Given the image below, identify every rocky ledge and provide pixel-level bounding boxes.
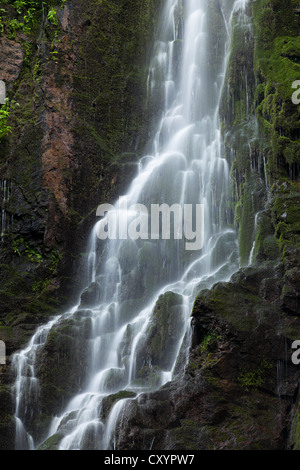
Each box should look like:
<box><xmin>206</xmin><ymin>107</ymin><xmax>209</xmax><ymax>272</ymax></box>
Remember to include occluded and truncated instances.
<box><xmin>111</xmin><ymin>262</ymin><xmax>300</xmax><ymax>450</ymax></box>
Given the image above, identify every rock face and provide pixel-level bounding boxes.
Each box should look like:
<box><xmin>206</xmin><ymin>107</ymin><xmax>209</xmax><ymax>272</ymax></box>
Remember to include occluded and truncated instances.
<box><xmin>0</xmin><ymin>37</ymin><xmax>23</xmax><ymax>89</ymax></box>
<box><xmin>114</xmin><ymin>265</ymin><xmax>300</xmax><ymax>450</ymax></box>
<box><xmin>136</xmin><ymin>292</ymin><xmax>184</xmax><ymax>372</ymax></box>
<box><xmin>79</xmin><ymin>282</ymin><xmax>101</xmax><ymax>309</ymax></box>
<box><xmin>0</xmin><ymin>0</ymin><xmax>161</xmax><ymax>450</ymax></box>
<box><xmin>33</xmin><ymin>312</ymin><xmax>92</xmax><ymax>442</ymax></box>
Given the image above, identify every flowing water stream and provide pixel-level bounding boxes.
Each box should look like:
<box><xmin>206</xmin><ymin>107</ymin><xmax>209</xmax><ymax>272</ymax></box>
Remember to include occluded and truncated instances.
<box><xmin>12</xmin><ymin>0</ymin><xmax>249</xmax><ymax>450</ymax></box>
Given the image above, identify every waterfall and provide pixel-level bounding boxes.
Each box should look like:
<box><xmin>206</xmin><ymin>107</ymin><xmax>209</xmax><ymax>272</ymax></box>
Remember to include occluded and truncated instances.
<box><xmin>12</xmin><ymin>0</ymin><xmax>249</xmax><ymax>450</ymax></box>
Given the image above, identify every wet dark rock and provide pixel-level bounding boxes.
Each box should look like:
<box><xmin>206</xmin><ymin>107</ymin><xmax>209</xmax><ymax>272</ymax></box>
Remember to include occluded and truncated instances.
<box><xmin>101</xmin><ymin>391</ymin><xmax>137</xmax><ymax>421</ymax></box>
<box><xmin>118</xmin><ymin>240</ymin><xmax>138</xmax><ymax>276</ymax></box>
<box><xmin>115</xmin><ymin>265</ymin><xmax>300</xmax><ymax>450</ymax></box>
<box><xmin>136</xmin><ymin>292</ymin><xmax>184</xmax><ymax>373</ymax></box>
<box><xmin>33</xmin><ymin>315</ymin><xmax>92</xmax><ymax>441</ymax></box>
<box><xmin>79</xmin><ymin>282</ymin><xmax>101</xmax><ymax>308</ymax></box>
<box><xmin>37</xmin><ymin>432</ymin><xmax>64</xmax><ymax>451</ymax></box>
<box><xmin>0</xmin><ymin>384</ymin><xmax>15</xmax><ymax>450</ymax></box>
<box><xmin>0</xmin><ymin>36</ymin><xmax>24</xmax><ymax>89</ymax></box>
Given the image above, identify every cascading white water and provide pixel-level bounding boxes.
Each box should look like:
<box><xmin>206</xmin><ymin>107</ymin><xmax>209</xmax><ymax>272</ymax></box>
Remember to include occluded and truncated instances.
<box><xmin>12</xmin><ymin>0</ymin><xmax>249</xmax><ymax>450</ymax></box>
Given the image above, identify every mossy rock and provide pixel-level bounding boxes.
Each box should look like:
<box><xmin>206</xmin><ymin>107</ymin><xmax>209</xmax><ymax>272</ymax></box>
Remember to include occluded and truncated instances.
<box><xmin>134</xmin><ymin>365</ymin><xmax>163</xmax><ymax>389</ymax></box>
<box><xmin>101</xmin><ymin>390</ymin><xmax>136</xmax><ymax>421</ymax></box>
<box><xmin>193</xmin><ymin>276</ymin><xmax>276</xmax><ymax>334</ymax></box>
<box><xmin>79</xmin><ymin>282</ymin><xmax>101</xmax><ymax>308</ymax></box>
<box><xmin>0</xmin><ymin>385</ymin><xmax>15</xmax><ymax>450</ymax></box>
<box><xmin>119</xmin><ymin>269</ymin><xmax>145</xmax><ymax>303</ymax></box>
<box><xmin>253</xmin><ymin>211</ymin><xmax>280</xmax><ymax>262</ymax></box>
<box><xmin>136</xmin><ymin>291</ymin><xmax>184</xmax><ymax>373</ymax></box>
<box><xmin>34</xmin><ymin>316</ymin><xmax>91</xmax><ymax>423</ymax></box>
<box><xmin>166</xmin><ymin>421</ymin><xmax>213</xmax><ymax>450</ymax></box>
<box><xmin>37</xmin><ymin>432</ymin><xmax>64</xmax><ymax>451</ymax></box>
<box><xmin>118</xmin><ymin>239</ymin><xmax>138</xmax><ymax>275</ymax></box>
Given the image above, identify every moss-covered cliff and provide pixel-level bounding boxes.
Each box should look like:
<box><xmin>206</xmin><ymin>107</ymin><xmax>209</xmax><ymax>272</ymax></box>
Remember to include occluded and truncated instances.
<box><xmin>0</xmin><ymin>0</ymin><xmax>161</xmax><ymax>449</ymax></box>
<box><xmin>0</xmin><ymin>0</ymin><xmax>161</xmax><ymax>327</ymax></box>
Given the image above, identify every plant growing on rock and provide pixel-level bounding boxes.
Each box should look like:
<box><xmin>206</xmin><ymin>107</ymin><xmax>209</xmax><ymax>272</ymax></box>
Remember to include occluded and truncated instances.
<box><xmin>0</xmin><ymin>98</ymin><xmax>19</xmax><ymax>141</ymax></box>
<box><xmin>0</xmin><ymin>98</ymin><xmax>11</xmax><ymax>140</ymax></box>
<box><xmin>47</xmin><ymin>6</ymin><xmax>57</xmax><ymax>26</ymax></box>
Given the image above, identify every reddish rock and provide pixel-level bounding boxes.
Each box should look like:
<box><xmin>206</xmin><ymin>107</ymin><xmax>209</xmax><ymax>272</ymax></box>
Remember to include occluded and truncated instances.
<box><xmin>0</xmin><ymin>36</ymin><xmax>24</xmax><ymax>89</ymax></box>
<box><xmin>41</xmin><ymin>5</ymin><xmax>79</xmax><ymax>218</ymax></box>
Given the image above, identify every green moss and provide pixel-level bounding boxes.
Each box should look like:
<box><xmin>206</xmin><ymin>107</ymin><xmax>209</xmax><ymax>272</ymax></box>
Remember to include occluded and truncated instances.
<box><xmin>252</xmin><ymin>212</ymin><xmax>280</xmax><ymax>262</ymax></box>
<box><xmin>0</xmin><ymin>98</ymin><xmax>12</xmax><ymax>140</ymax></box>
<box><xmin>167</xmin><ymin>420</ymin><xmax>213</xmax><ymax>450</ymax></box>
<box><xmin>207</xmin><ymin>394</ymin><xmax>280</xmax><ymax>450</ymax></box>
<box><xmin>191</xmin><ymin>332</ymin><xmax>223</xmax><ymax>371</ymax></box>
<box><xmin>37</xmin><ymin>432</ymin><xmax>64</xmax><ymax>451</ymax></box>
<box><xmin>200</xmin><ymin>334</ymin><xmax>220</xmax><ymax>353</ymax></box>
<box><xmin>252</xmin><ymin>0</ymin><xmax>300</xmax><ymax>179</ymax></box>
<box><xmin>34</xmin><ymin>315</ymin><xmax>91</xmax><ymax>428</ymax></box>
<box><xmin>221</xmin><ymin>0</ymin><xmax>300</xmax><ymax>276</ymax></box>
<box><xmin>0</xmin><ymin>1</ymin><xmax>67</xmax><ymax>322</ymax></box>
<box><xmin>271</xmin><ymin>185</ymin><xmax>300</xmax><ymax>257</ymax></box>
<box><xmin>101</xmin><ymin>390</ymin><xmax>136</xmax><ymax>421</ymax></box>
<box><xmin>291</xmin><ymin>402</ymin><xmax>300</xmax><ymax>450</ymax></box>
<box><xmin>238</xmin><ymin>370</ymin><xmax>263</xmax><ymax>391</ymax></box>
<box><xmin>0</xmin><ymin>385</ymin><xmax>15</xmax><ymax>450</ymax></box>
<box><xmin>147</xmin><ymin>292</ymin><xmax>184</xmax><ymax>369</ymax></box>
<box><xmin>238</xmin><ymin>360</ymin><xmax>274</xmax><ymax>392</ymax></box>
<box><xmin>193</xmin><ymin>281</ymin><xmax>271</xmax><ymax>333</ymax></box>
<box><xmin>0</xmin><ymin>0</ymin><xmax>65</xmax><ymax>38</ymax></box>
<box><xmin>72</xmin><ymin>0</ymin><xmax>161</xmax><ymax>166</ymax></box>
<box><xmin>0</xmin><ymin>260</ymin><xmax>60</xmax><ymax>327</ymax></box>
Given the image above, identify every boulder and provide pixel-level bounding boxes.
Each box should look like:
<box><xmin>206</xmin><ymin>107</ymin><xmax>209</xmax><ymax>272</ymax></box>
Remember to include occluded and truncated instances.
<box><xmin>79</xmin><ymin>282</ymin><xmax>101</xmax><ymax>308</ymax></box>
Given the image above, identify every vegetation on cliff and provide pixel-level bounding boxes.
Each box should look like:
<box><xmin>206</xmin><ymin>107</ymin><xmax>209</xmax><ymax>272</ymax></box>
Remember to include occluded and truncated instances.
<box><xmin>0</xmin><ymin>0</ymin><xmax>161</xmax><ymax>333</ymax></box>
<box><xmin>0</xmin><ymin>0</ymin><xmax>161</xmax><ymax>450</ymax></box>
